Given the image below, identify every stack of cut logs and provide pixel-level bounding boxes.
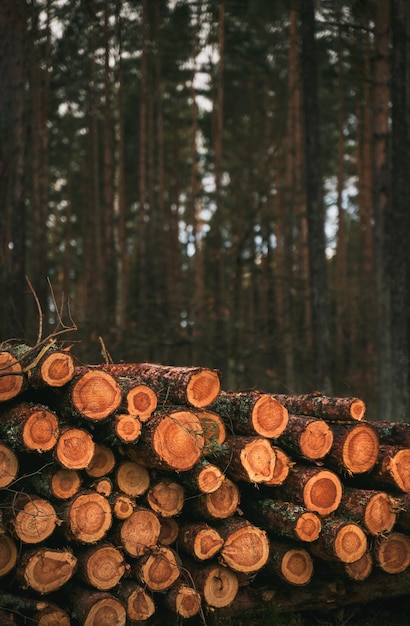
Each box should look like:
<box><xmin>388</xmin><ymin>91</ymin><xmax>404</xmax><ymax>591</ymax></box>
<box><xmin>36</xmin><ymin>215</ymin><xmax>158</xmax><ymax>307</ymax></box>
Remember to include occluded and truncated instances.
<box><xmin>0</xmin><ymin>340</ymin><xmax>409</xmax><ymax>625</ymax></box>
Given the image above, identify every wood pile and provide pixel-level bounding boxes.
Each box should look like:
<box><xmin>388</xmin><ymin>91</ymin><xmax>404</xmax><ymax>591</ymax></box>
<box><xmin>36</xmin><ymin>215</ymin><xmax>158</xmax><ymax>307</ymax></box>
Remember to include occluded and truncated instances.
<box><xmin>0</xmin><ymin>339</ymin><xmax>409</xmax><ymax>625</ymax></box>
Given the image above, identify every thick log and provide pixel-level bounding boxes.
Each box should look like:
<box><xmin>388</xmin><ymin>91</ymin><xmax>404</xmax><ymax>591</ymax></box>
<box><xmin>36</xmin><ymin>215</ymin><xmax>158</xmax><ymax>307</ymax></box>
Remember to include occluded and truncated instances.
<box><xmin>337</xmin><ymin>486</ymin><xmax>398</xmax><ymax>535</ymax></box>
<box><xmin>15</xmin><ymin>547</ymin><xmax>77</xmax><ymax>593</ymax></box>
<box><xmin>273</xmin><ymin>392</ymin><xmax>366</xmax><ymax>421</ymax></box>
<box><xmin>0</xmin><ymin>350</ymin><xmax>27</xmax><ymax>402</ymax></box>
<box><xmin>33</xmin><ymin>604</ymin><xmax>71</xmax><ymax>626</ymax></box>
<box><xmin>210</xmin><ymin>435</ymin><xmax>276</xmax><ymax>483</ymax></box>
<box><xmin>114</xmin><ymin>459</ymin><xmax>150</xmax><ymax>497</ymax></box>
<box><xmin>262</xmin><ymin>446</ymin><xmax>293</xmax><ymax>486</ymax></box>
<box><xmin>76</xmin><ymin>543</ymin><xmax>126</xmax><ymax>590</ymax></box>
<box><xmin>179</xmin><ymin>457</ymin><xmax>225</xmax><ymax>494</ymax></box>
<box><xmin>277</xmin><ymin>465</ymin><xmax>343</xmax><ymax>516</ymax></box>
<box><xmin>370</xmin><ymin>420</ymin><xmax>410</xmax><ymax>448</ymax></box>
<box><xmin>243</xmin><ymin>498</ymin><xmax>322</xmax><ymax>543</ymax></box>
<box><xmin>373</xmin><ymin>532</ymin><xmax>410</xmax><ymax>574</ymax></box>
<box><xmin>0</xmin><ymin>403</ymin><xmax>59</xmax><ymax>453</ymax></box>
<box><xmin>6</xmin><ymin>494</ymin><xmax>58</xmax><ymax>544</ymax></box>
<box><xmin>28</xmin><ymin>466</ymin><xmax>82</xmax><ymax>500</ymax></box>
<box><xmin>325</xmin><ymin>422</ymin><xmax>379</xmax><ymax>475</ymax></box>
<box><xmin>85</xmin><ymin>443</ymin><xmax>116</xmax><ymax>478</ymax></box>
<box><xmin>187</xmin><ymin>560</ymin><xmax>239</xmax><ymax>608</ymax></box>
<box><xmin>0</xmin><ymin>533</ymin><xmax>18</xmax><ymax>577</ymax></box>
<box><xmin>91</xmin><ymin>362</ymin><xmax>221</xmax><ymax>408</ymax></box>
<box><xmin>146</xmin><ymin>477</ymin><xmax>185</xmax><ymax>517</ymax></box>
<box><xmin>217</xmin><ymin>517</ymin><xmax>270</xmax><ymax>574</ymax></box>
<box><xmin>68</xmin><ymin>588</ymin><xmax>126</xmax><ymax>626</ymax></box>
<box><xmin>309</xmin><ymin>517</ymin><xmax>367</xmax><ymax>563</ymax></box>
<box><xmin>126</xmin><ymin>409</ymin><xmax>204</xmax><ymax>471</ymax></box>
<box><xmin>55</xmin><ymin>426</ymin><xmax>95</xmax><ymax>470</ymax></box>
<box><xmin>0</xmin><ymin>442</ymin><xmax>19</xmax><ymax>488</ymax></box>
<box><xmin>116</xmin><ymin>581</ymin><xmax>156</xmax><ymax>621</ymax></box>
<box><xmin>60</xmin><ymin>366</ymin><xmax>122</xmax><ymax>422</ymax></box>
<box><xmin>178</xmin><ymin>522</ymin><xmax>224</xmax><ymax>561</ymax></box>
<box><xmin>209</xmin><ymin>390</ymin><xmax>288</xmax><ymax>439</ymax></box>
<box><xmin>163</xmin><ymin>582</ymin><xmax>202</xmax><ymax>619</ymax></box>
<box><xmin>278</xmin><ymin>414</ymin><xmax>333</xmax><ymax>461</ymax></box>
<box><xmin>158</xmin><ymin>516</ymin><xmax>180</xmax><ymax>545</ymax></box>
<box><xmin>130</xmin><ymin>545</ymin><xmax>181</xmax><ymax>592</ymax></box>
<box><xmin>58</xmin><ymin>491</ymin><xmax>112</xmax><ymax>544</ymax></box>
<box><xmin>193</xmin><ymin>476</ymin><xmax>240</xmax><ymax>520</ymax></box>
<box><xmin>115</xmin><ymin>506</ymin><xmax>160</xmax><ymax>557</ymax></box>
<box><xmin>196</xmin><ymin>409</ymin><xmax>227</xmax><ymax>452</ymax></box>
<box><xmin>265</xmin><ymin>539</ymin><xmax>314</xmax><ymax>585</ymax></box>
<box><xmin>370</xmin><ymin>445</ymin><xmax>410</xmax><ymax>493</ymax></box>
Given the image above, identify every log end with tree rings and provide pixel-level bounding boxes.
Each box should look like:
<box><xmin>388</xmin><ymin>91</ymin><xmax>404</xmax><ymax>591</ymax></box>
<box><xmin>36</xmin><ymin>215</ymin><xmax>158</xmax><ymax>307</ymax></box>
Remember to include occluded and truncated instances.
<box><xmin>197</xmin><ymin>409</ymin><xmax>227</xmax><ymax>452</ymax></box>
<box><xmin>22</xmin><ymin>406</ymin><xmax>59</xmax><ymax>452</ymax></box>
<box><xmin>280</xmin><ymin>548</ymin><xmax>314</xmax><ymax>586</ymax></box>
<box><xmin>14</xmin><ymin>497</ymin><xmax>58</xmax><ymax>544</ymax></box>
<box><xmin>350</xmin><ymin>398</ymin><xmax>366</xmax><ymax>421</ymax></box>
<box><xmin>66</xmin><ymin>492</ymin><xmax>112</xmax><ymax>544</ymax></box>
<box><xmin>133</xmin><ymin>545</ymin><xmax>181</xmax><ymax>592</ymax></box>
<box><xmin>264</xmin><ymin>446</ymin><xmax>292</xmax><ymax>486</ymax></box>
<box><xmin>0</xmin><ymin>534</ymin><xmax>18</xmax><ymax>577</ymax></box>
<box><xmin>334</xmin><ymin>522</ymin><xmax>368</xmax><ymax>563</ymax></box>
<box><xmin>252</xmin><ymin>394</ymin><xmax>289</xmax><ymax>438</ymax></box>
<box><xmin>364</xmin><ymin>491</ymin><xmax>397</xmax><ymax>535</ymax></box>
<box><xmin>119</xmin><ymin>508</ymin><xmax>161</xmax><ymax>557</ymax></box>
<box><xmin>384</xmin><ymin>448</ymin><xmax>410</xmax><ymax>492</ymax></box>
<box><xmin>299</xmin><ymin>419</ymin><xmax>333</xmax><ymax>460</ymax></box>
<box><xmin>86</xmin><ymin>444</ymin><xmax>116</xmax><ymax>478</ymax></box>
<box><xmin>146</xmin><ymin>479</ymin><xmax>185</xmax><ymax>517</ymax></box>
<box><xmin>117</xmin><ymin>582</ymin><xmax>155</xmax><ymax>622</ymax></box>
<box><xmin>114</xmin><ymin>414</ymin><xmax>142</xmax><ymax>443</ymax></box>
<box><xmin>51</xmin><ymin>469</ymin><xmax>82</xmax><ymax>500</ymax></box>
<box><xmin>295</xmin><ymin>511</ymin><xmax>322</xmax><ymax>542</ymax></box>
<box><xmin>342</xmin><ymin>424</ymin><xmax>379</xmax><ymax>474</ymax></box>
<box><xmin>39</xmin><ymin>350</ymin><xmax>75</xmax><ymax>387</ymax></box>
<box><xmin>152</xmin><ymin>410</ymin><xmax>204</xmax><ymax>471</ymax></box>
<box><xmin>198</xmin><ymin>476</ymin><xmax>240</xmax><ymax>519</ymax></box>
<box><xmin>344</xmin><ymin>551</ymin><xmax>373</xmax><ymax>581</ymax></box>
<box><xmin>239</xmin><ymin>437</ymin><xmax>276</xmax><ymax>483</ymax></box>
<box><xmin>0</xmin><ymin>442</ymin><xmax>19</xmax><ymax>488</ymax></box>
<box><xmin>115</xmin><ymin>460</ymin><xmax>150</xmax><ymax>497</ymax></box>
<box><xmin>79</xmin><ymin>544</ymin><xmax>126</xmax><ymax>590</ymax></box>
<box><xmin>303</xmin><ymin>469</ymin><xmax>343</xmax><ymax>516</ymax></box>
<box><xmin>200</xmin><ymin>564</ymin><xmax>239</xmax><ymax>608</ymax></box>
<box><xmin>158</xmin><ymin>516</ymin><xmax>180</xmax><ymax>546</ymax></box>
<box><xmin>126</xmin><ymin>384</ymin><xmax>157</xmax><ymax>421</ymax></box>
<box><xmin>178</xmin><ymin>522</ymin><xmax>224</xmax><ymax>561</ymax></box>
<box><xmin>186</xmin><ymin>368</ymin><xmax>221</xmax><ymax>407</ymax></box>
<box><xmin>219</xmin><ymin>520</ymin><xmax>270</xmax><ymax>574</ymax></box>
<box><xmin>0</xmin><ymin>352</ymin><xmax>25</xmax><ymax>402</ymax></box>
<box><xmin>110</xmin><ymin>493</ymin><xmax>135</xmax><ymax>521</ymax></box>
<box><xmin>71</xmin><ymin>370</ymin><xmax>122</xmax><ymax>421</ymax></box>
<box><xmin>164</xmin><ymin>583</ymin><xmax>202</xmax><ymax>618</ymax></box>
<box><xmin>79</xmin><ymin>593</ymin><xmax>126</xmax><ymax>626</ymax></box>
<box><xmin>56</xmin><ymin>428</ymin><xmax>95</xmax><ymax>470</ymax></box>
<box><xmin>374</xmin><ymin>532</ymin><xmax>410</xmax><ymax>574</ymax></box>
<box><xmin>17</xmin><ymin>548</ymin><xmax>77</xmax><ymax>594</ymax></box>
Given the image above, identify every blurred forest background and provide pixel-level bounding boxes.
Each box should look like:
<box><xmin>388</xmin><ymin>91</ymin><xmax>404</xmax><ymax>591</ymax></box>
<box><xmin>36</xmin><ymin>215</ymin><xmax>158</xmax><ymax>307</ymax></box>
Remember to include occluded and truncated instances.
<box><xmin>1</xmin><ymin>0</ymin><xmax>409</xmax><ymax>422</ymax></box>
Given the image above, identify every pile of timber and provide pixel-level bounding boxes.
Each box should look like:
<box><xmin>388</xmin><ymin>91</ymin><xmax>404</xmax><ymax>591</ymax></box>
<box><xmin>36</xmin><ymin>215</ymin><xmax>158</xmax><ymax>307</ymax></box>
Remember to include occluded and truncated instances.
<box><xmin>0</xmin><ymin>339</ymin><xmax>409</xmax><ymax>625</ymax></box>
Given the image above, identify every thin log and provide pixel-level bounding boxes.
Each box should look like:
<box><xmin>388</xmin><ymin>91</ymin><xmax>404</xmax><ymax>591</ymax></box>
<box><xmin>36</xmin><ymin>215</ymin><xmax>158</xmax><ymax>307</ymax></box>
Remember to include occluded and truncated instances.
<box><xmin>112</xmin><ymin>413</ymin><xmax>142</xmax><ymax>443</ymax></box>
<box><xmin>243</xmin><ymin>498</ymin><xmax>322</xmax><ymax>543</ymax></box>
<box><xmin>0</xmin><ymin>442</ymin><xmax>19</xmax><ymax>488</ymax></box>
<box><xmin>28</xmin><ymin>466</ymin><xmax>82</xmax><ymax>500</ymax></box>
<box><xmin>55</xmin><ymin>426</ymin><xmax>95</xmax><ymax>470</ymax></box>
<box><xmin>85</xmin><ymin>443</ymin><xmax>116</xmax><ymax>478</ymax></box>
<box><xmin>60</xmin><ymin>366</ymin><xmax>122</xmax><ymax>422</ymax></box>
<box><xmin>337</xmin><ymin>486</ymin><xmax>398</xmax><ymax>535</ymax></box>
<box><xmin>88</xmin><ymin>476</ymin><xmax>113</xmax><ymax>497</ymax></box>
<box><xmin>217</xmin><ymin>517</ymin><xmax>270</xmax><ymax>574</ymax></box>
<box><xmin>108</xmin><ymin>493</ymin><xmax>135</xmax><ymax>521</ymax></box>
<box><xmin>15</xmin><ymin>547</ymin><xmax>77</xmax><ymax>594</ymax></box>
<box><xmin>114</xmin><ymin>460</ymin><xmax>150</xmax><ymax>497</ymax></box>
<box><xmin>325</xmin><ymin>422</ymin><xmax>379</xmax><ymax>475</ymax></box>
<box><xmin>273</xmin><ymin>392</ymin><xmax>366</xmax><ymax>421</ymax></box>
<box><xmin>28</xmin><ymin>348</ymin><xmax>75</xmax><ymax>389</ymax></box>
<box><xmin>179</xmin><ymin>457</ymin><xmax>225</xmax><ymax>494</ymax></box>
<box><xmin>265</xmin><ymin>539</ymin><xmax>314</xmax><ymax>585</ymax></box>
<box><xmin>116</xmin><ymin>506</ymin><xmax>160</xmax><ymax>557</ymax></box>
<box><xmin>146</xmin><ymin>477</ymin><xmax>185</xmax><ymax>517</ymax></box>
<box><xmin>193</xmin><ymin>476</ymin><xmax>240</xmax><ymax>520</ymax></box>
<box><xmin>178</xmin><ymin>522</ymin><xmax>224</xmax><ymax>561</ymax></box>
<box><xmin>0</xmin><ymin>533</ymin><xmax>18</xmax><ymax>577</ymax></box>
<box><xmin>130</xmin><ymin>545</ymin><xmax>181</xmax><ymax>592</ymax></box>
<box><xmin>0</xmin><ymin>403</ymin><xmax>59</xmax><ymax>453</ymax></box>
<box><xmin>373</xmin><ymin>532</ymin><xmax>410</xmax><ymax>574</ymax></box>
<box><xmin>76</xmin><ymin>543</ymin><xmax>126</xmax><ymax>590</ymax></box>
<box><xmin>309</xmin><ymin>517</ymin><xmax>367</xmax><ymax>563</ymax></box>
<box><xmin>187</xmin><ymin>560</ymin><xmax>239</xmax><ymax>609</ymax></box>
<box><xmin>68</xmin><ymin>588</ymin><xmax>126</xmax><ymax>626</ymax></box>
<box><xmin>123</xmin><ymin>381</ymin><xmax>158</xmax><ymax>421</ymax></box>
<box><xmin>0</xmin><ymin>351</ymin><xmax>27</xmax><ymax>402</ymax></box>
<box><xmin>278</xmin><ymin>414</ymin><xmax>333</xmax><ymax>460</ymax></box>
<box><xmin>277</xmin><ymin>465</ymin><xmax>343</xmax><ymax>516</ymax></box>
<box><xmin>196</xmin><ymin>409</ymin><xmax>227</xmax><ymax>452</ymax></box>
<box><xmin>209</xmin><ymin>390</ymin><xmax>288</xmax><ymax>439</ymax></box>
<box><xmin>116</xmin><ymin>581</ymin><xmax>156</xmax><ymax>621</ymax></box>
<box><xmin>163</xmin><ymin>582</ymin><xmax>202</xmax><ymax>619</ymax></box>
<box><xmin>210</xmin><ymin>435</ymin><xmax>276</xmax><ymax>483</ymax></box>
<box><xmin>58</xmin><ymin>491</ymin><xmax>112</xmax><ymax>544</ymax></box>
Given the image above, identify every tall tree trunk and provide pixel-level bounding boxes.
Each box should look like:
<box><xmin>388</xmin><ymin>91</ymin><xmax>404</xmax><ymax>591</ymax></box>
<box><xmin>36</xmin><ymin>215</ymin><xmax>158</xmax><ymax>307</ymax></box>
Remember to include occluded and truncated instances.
<box><xmin>299</xmin><ymin>0</ymin><xmax>332</xmax><ymax>393</ymax></box>
<box><xmin>138</xmin><ymin>0</ymin><xmax>148</xmax><ymax>335</ymax></box>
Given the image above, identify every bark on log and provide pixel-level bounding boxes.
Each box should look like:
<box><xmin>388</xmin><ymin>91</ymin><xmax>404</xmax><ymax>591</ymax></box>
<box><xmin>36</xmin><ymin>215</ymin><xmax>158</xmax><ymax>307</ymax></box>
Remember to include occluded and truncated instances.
<box><xmin>262</xmin><ymin>446</ymin><xmax>293</xmax><ymax>486</ymax></box>
<box><xmin>0</xmin><ymin>350</ymin><xmax>27</xmax><ymax>402</ymax></box>
<box><xmin>98</xmin><ymin>413</ymin><xmax>142</xmax><ymax>445</ymax></box>
<box><xmin>337</xmin><ymin>486</ymin><xmax>398</xmax><ymax>535</ymax></box>
<box><xmin>278</xmin><ymin>415</ymin><xmax>333</xmax><ymax>461</ymax></box>
<box><xmin>243</xmin><ymin>498</ymin><xmax>322</xmax><ymax>543</ymax></box>
<box><xmin>210</xmin><ymin>435</ymin><xmax>276</xmax><ymax>483</ymax></box>
<box><xmin>28</xmin><ymin>466</ymin><xmax>82</xmax><ymax>500</ymax></box>
<box><xmin>33</xmin><ymin>604</ymin><xmax>71</xmax><ymax>626</ymax></box>
<box><xmin>0</xmin><ymin>442</ymin><xmax>19</xmax><ymax>488</ymax></box>
<box><xmin>0</xmin><ymin>403</ymin><xmax>59</xmax><ymax>453</ymax></box>
<box><xmin>265</xmin><ymin>539</ymin><xmax>314</xmax><ymax>585</ymax></box>
<box><xmin>209</xmin><ymin>390</ymin><xmax>288</xmax><ymax>439</ymax></box>
<box><xmin>163</xmin><ymin>582</ymin><xmax>202</xmax><ymax>618</ymax></box>
<box><xmin>85</xmin><ymin>443</ymin><xmax>116</xmax><ymax>478</ymax></box>
<box><xmin>88</xmin><ymin>476</ymin><xmax>113</xmax><ymax>497</ymax></box>
<box><xmin>178</xmin><ymin>522</ymin><xmax>224</xmax><ymax>561</ymax></box>
<box><xmin>15</xmin><ymin>547</ymin><xmax>77</xmax><ymax>594</ymax></box>
<box><xmin>108</xmin><ymin>493</ymin><xmax>135</xmax><ymax>521</ymax></box>
<box><xmin>0</xmin><ymin>341</ymin><xmax>75</xmax><ymax>389</ymax></box>
<box><xmin>55</xmin><ymin>426</ymin><xmax>95</xmax><ymax>470</ymax></box>
<box><xmin>370</xmin><ymin>445</ymin><xmax>410</xmax><ymax>493</ymax></box>
<box><xmin>196</xmin><ymin>409</ymin><xmax>227</xmax><ymax>452</ymax></box>
<box><xmin>6</xmin><ymin>494</ymin><xmax>58</xmax><ymax>544</ymax></box>
<box><xmin>342</xmin><ymin>551</ymin><xmax>373</xmax><ymax>581</ymax></box>
<box><xmin>116</xmin><ymin>581</ymin><xmax>156</xmax><ymax>621</ymax></box>
<box><xmin>130</xmin><ymin>545</ymin><xmax>181</xmax><ymax>592</ymax></box>
<box><xmin>68</xmin><ymin>588</ymin><xmax>126</xmax><ymax>626</ymax></box>
<box><xmin>114</xmin><ymin>459</ymin><xmax>150</xmax><ymax>498</ymax></box>
<box><xmin>325</xmin><ymin>422</ymin><xmax>379</xmax><ymax>475</ymax></box>
<box><xmin>193</xmin><ymin>476</ymin><xmax>240</xmax><ymax>520</ymax></box>
<box><xmin>115</xmin><ymin>507</ymin><xmax>160</xmax><ymax>557</ymax></box>
<box><xmin>58</xmin><ymin>491</ymin><xmax>112</xmax><ymax>544</ymax></box>
<box><xmin>277</xmin><ymin>465</ymin><xmax>343</xmax><ymax>516</ymax></box>
<box><xmin>373</xmin><ymin>532</ymin><xmax>410</xmax><ymax>574</ymax></box>
<box><xmin>188</xmin><ymin>560</ymin><xmax>239</xmax><ymax>608</ymax></box>
<box><xmin>217</xmin><ymin>517</ymin><xmax>270</xmax><ymax>574</ymax></box>
<box><xmin>0</xmin><ymin>533</ymin><xmax>18</xmax><ymax>577</ymax></box>
<box><xmin>146</xmin><ymin>477</ymin><xmax>185</xmax><ymax>517</ymax></box>
<box><xmin>309</xmin><ymin>518</ymin><xmax>367</xmax><ymax>563</ymax></box>
<box><xmin>60</xmin><ymin>367</ymin><xmax>122</xmax><ymax>422</ymax></box>
<box><xmin>370</xmin><ymin>420</ymin><xmax>410</xmax><ymax>448</ymax></box>
<box><xmin>273</xmin><ymin>392</ymin><xmax>366</xmax><ymax>421</ymax></box>
<box><xmin>76</xmin><ymin>543</ymin><xmax>126</xmax><ymax>590</ymax></box>
<box><xmin>126</xmin><ymin>409</ymin><xmax>204</xmax><ymax>472</ymax></box>
<box><xmin>179</xmin><ymin>457</ymin><xmax>225</xmax><ymax>494</ymax></box>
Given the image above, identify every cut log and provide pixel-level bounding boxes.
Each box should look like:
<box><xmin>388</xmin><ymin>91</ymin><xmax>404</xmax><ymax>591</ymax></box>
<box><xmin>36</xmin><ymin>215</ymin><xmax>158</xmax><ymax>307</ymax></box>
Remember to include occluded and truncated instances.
<box><xmin>68</xmin><ymin>588</ymin><xmax>126</xmax><ymax>626</ymax></box>
<box><xmin>370</xmin><ymin>420</ymin><xmax>410</xmax><ymax>448</ymax></box>
<box><xmin>33</xmin><ymin>604</ymin><xmax>71</xmax><ymax>626</ymax></box>
<box><xmin>262</xmin><ymin>446</ymin><xmax>293</xmax><ymax>486</ymax></box>
<box><xmin>337</xmin><ymin>487</ymin><xmax>398</xmax><ymax>535</ymax></box>
<box><xmin>146</xmin><ymin>478</ymin><xmax>185</xmax><ymax>517</ymax></box>
<box><xmin>76</xmin><ymin>543</ymin><xmax>126</xmax><ymax>590</ymax></box>
<box><xmin>55</xmin><ymin>427</ymin><xmax>95</xmax><ymax>470</ymax></box>
<box><xmin>325</xmin><ymin>422</ymin><xmax>379</xmax><ymax>475</ymax></box>
<box><xmin>193</xmin><ymin>476</ymin><xmax>240</xmax><ymax>520</ymax></box>
<box><xmin>0</xmin><ymin>403</ymin><xmax>59</xmax><ymax>453</ymax></box>
<box><xmin>209</xmin><ymin>390</ymin><xmax>288</xmax><ymax>439</ymax></box>
<box><xmin>309</xmin><ymin>518</ymin><xmax>367</xmax><ymax>563</ymax></box>
<box><xmin>273</xmin><ymin>392</ymin><xmax>366</xmax><ymax>421</ymax></box>
<box><xmin>266</xmin><ymin>540</ymin><xmax>314</xmax><ymax>585</ymax></box>
<box><xmin>61</xmin><ymin>367</ymin><xmax>122</xmax><ymax>421</ymax></box>
<box><xmin>217</xmin><ymin>517</ymin><xmax>270</xmax><ymax>574</ymax></box>
<box><xmin>116</xmin><ymin>507</ymin><xmax>160</xmax><ymax>557</ymax></box>
<box><xmin>113</xmin><ymin>413</ymin><xmax>142</xmax><ymax>443</ymax></box>
<box><xmin>371</xmin><ymin>445</ymin><xmax>410</xmax><ymax>493</ymax></box>
<box><xmin>0</xmin><ymin>592</ymin><xmax>49</xmax><ymax>620</ymax></box>
<box><xmin>0</xmin><ymin>442</ymin><xmax>19</xmax><ymax>488</ymax></box>
<box><xmin>28</xmin><ymin>348</ymin><xmax>75</xmax><ymax>389</ymax></box>
<box><xmin>178</xmin><ymin>522</ymin><xmax>224</xmax><ymax>561</ymax></box>
<box><xmin>59</xmin><ymin>491</ymin><xmax>112</xmax><ymax>544</ymax></box>
<box><xmin>278</xmin><ymin>465</ymin><xmax>343</xmax><ymax>516</ymax></box>
<box><xmin>89</xmin><ymin>477</ymin><xmax>113</xmax><ymax>497</ymax></box>
<box><xmin>116</xmin><ymin>581</ymin><xmax>156</xmax><ymax>621</ymax></box>
<box><xmin>92</xmin><ymin>362</ymin><xmax>221</xmax><ymax>408</ymax></box>
<box><xmin>210</xmin><ymin>435</ymin><xmax>276</xmax><ymax>483</ymax></box>
<box><xmin>373</xmin><ymin>532</ymin><xmax>410</xmax><ymax>574</ymax></box>
<box><xmin>0</xmin><ymin>351</ymin><xmax>26</xmax><ymax>402</ymax></box>
<box><xmin>15</xmin><ymin>547</ymin><xmax>77</xmax><ymax>593</ymax></box>
<box><xmin>131</xmin><ymin>545</ymin><xmax>181</xmax><ymax>592</ymax></box>
<box><xmin>179</xmin><ymin>457</ymin><xmax>225</xmax><ymax>494</ymax></box>
<box><xmin>397</xmin><ymin>493</ymin><xmax>410</xmax><ymax>530</ymax></box>
<box><xmin>108</xmin><ymin>493</ymin><xmax>135</xmax><ymax>521</ymax></box>
<box><xmin>244</xmin><ymin>498</ymin><xmax>322</xmax><ymax>543</ymax></box>
<box><xmin>124</xmin><ymin>382</ymin><xmax>158</xmax><ymax>421</ymax></box>
<box><xmin>278</xmin><ymin>415</ymin><xmax>333</xmax><ymax>461</ymax></box>
<box><xmin>158</xmin><ymin>516</ymin><xmax>180</xmax><ymax>545</ymax></box>
<box><xmin>0</xmin><ymin>534</ymin><xmax>18</xmax><ymax>577</ymax></box>
<box><xmin>126</xmin><ymin>409</ymin><xmax>204</xmax><ymax>471</ymax></box>
<box><xmin>343</xmin><ymin>551</ymin><xmax>373</xmax><ymax>581</ymax></box>
<box><xmin>85</xmin><ymin>443</ymin><xmax>116</xmax><ymax>478</ymax></box>
<box><xmin>114</xmin><ymin>460</ymin><xmax>150</xmax><ymax>497</ymax></box>
<box><xmin>28</xmin><ymin>467</ymin><xmax>82</xmax><ymax>500</ymax></box>
<box><xmin>163</xmin><ymin>582</ymin><xmax>202</xmax><ymax>619</ymax></box>
<box><xmin>8</xmin><ymin>494</ymin><xmax>58</xmax><ymax>544</ymax></box>
<box><xmin>188</xmin><ymin>561</ymin><xmax>239</xmax><ymax>608</ymax></box>
<box><xmin>196</xmin><ymin>409</ymin><xmax>227</xmax><ymax>452</ymax></box>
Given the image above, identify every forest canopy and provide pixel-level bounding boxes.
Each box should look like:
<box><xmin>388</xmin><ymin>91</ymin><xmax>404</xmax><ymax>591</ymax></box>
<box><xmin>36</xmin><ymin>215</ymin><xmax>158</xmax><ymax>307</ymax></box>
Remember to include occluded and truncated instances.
<box><xmin>0</xmin><ymin>0</ymin><xmax>409</xmax><ymax>422</ymax></box>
